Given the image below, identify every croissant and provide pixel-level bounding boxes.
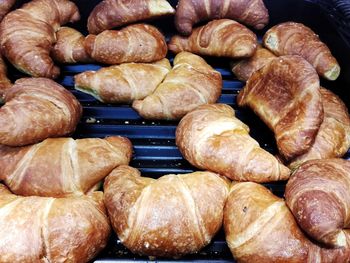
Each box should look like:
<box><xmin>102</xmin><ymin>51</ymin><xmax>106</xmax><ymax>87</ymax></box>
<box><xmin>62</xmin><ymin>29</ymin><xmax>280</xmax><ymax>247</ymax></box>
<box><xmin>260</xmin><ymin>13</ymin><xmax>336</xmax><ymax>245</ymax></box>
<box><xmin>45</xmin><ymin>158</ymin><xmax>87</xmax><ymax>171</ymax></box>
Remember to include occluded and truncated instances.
<box><xmin>87</xmin><ymin>0</ymin><xmax>175</xmax><ymax>34</ymax></box>
<box><xmin>237</xmin><ymin>55</ymin><xmax>323</xmax><ymax>160</ymax></box>
<box><xmin>289</xmin><ymin>88</ymin><xmax>350</xmax><ymax>169</ymax></box>
<box><xmin>224</xmin><ymin>182</ymin><xmax>350</xmax><ymax>263</ymax></box>
<box><xmin>0</xmin><ymin>0</ymin><xmax>15</xmax><ymax>21</ymax></box>
<box><xmin>74</xmin><ymin>59</ymin><xmax>171</xmax><ymax>103</ymax></box>
<box><xmin>0</xmin><ymin>184</ymin><xmax>110</xmax><ymax>263</ymax></box>
<box><xmin>0</xmin><ymin>55</ymin><xmax>11</xmax><ymax>99</ymax></box>
<box><xmin>0</xmin><ymin>0</ymin><xmax>80</xmax><ymax>78</ymax></box>
<box><xmin>175</xmin><ymin>0</ymin><xmax>269</xmax><ymax>35</ymax></box>
<box><xmin>104</xmin><ymin>165</ymin><xmax>229</xmax><ymax>258</ymax></box>
<box><xmin>231</xmin><ymin>45</ymin><xmax>276</xmax><ymax>81</ymax></box>
<box><xmin>132</xmin><ymin>52</ymin><xmax>222</xmax><ymax>120</ymax></box>
<box><xmin>176</xmin><ymin>104</ymin><xmax>290</xmax><ymax>182</ymax></box>
<box><xmin>169</xmin><ymin>19</ymin><xmax>258</xmax><ymax>58</ymax></box>
<box><xmin>0</xmin><ymin>136</ymin><xmax>132</xmax><ymax>197</ymax></box>
<box><xmin>263</xmin><ymin>22</ymin><xmax>340</xmax><ymax>80</ymax></box>
<box><xmin>0</xmin><ymin>78</ymin><xmax>82</xmax><ymax>146</ymax></box>
<box><xmin>85</xmin><ymin>24</ymin><xmax>167</xmax><ymax>65</ymax></box>
<box><xmin>286</xmin><ymin>159</ymin><xmax>350</xmax><ymax>248</ymax></box>
<box><xmin>52</xmin><ymin>27</ymin><xmax>92</xmax><ymax>64</ymax></box>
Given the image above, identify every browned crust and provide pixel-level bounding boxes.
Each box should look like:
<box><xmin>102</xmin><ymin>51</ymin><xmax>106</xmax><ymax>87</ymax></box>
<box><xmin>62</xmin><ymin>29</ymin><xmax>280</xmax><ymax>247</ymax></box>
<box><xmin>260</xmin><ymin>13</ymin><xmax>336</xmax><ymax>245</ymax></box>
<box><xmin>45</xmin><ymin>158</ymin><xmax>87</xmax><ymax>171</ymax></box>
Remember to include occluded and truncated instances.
<box><xmin>175</xmin><ymin>0</ymin><xmax>269</xmax><ymax>36</ymax></box>
<box><xmin>169</xmin><ymin>19</ymin><xmax>257</xmax><ymax>58</ymax></box>
<box><xmin>0</xmin><ymin>78</ymin><xmax>82</xmax><ymax>146</ymax></box>
<box><xmin>237</xmin><ymin>55</ymin><xmax>323</xmax><ymax>160</ymax></box>
<box><xmin>104</xmin><ymin>165</ymin><xmax>229</xmax><ymax>258</ymax></box>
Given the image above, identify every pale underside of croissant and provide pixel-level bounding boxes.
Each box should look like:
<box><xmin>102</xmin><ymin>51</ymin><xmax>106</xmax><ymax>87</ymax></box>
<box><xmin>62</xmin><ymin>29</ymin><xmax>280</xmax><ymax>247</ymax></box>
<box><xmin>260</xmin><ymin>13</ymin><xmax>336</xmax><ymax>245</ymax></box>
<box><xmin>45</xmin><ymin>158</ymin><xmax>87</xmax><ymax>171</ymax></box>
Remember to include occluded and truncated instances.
<box><xmin>0</xmin><ymin>136</ymin><xmax>132</xmax><ymax>197</ymax></box>
<box><xmin>0</xmin><ymin>55</ymin><xmax>11</xmax><ymax>99</ymax></box>
<box><xmin>176</xmin><ymin>104</ymin><xmax>290</xmax><ymax>182</ymax></box>
<box><xmin>224</xmin><ymin>182</ymin><xmax>350</xmax><ymax>263</ymax></box>
<box><xmin>0</xmin><ymin>0</ymin><xmax>15</xmax><ymax>21</ymax></box>
<box><xmin>88</xmin><ymin>0</ymin><xmax>175</xmax><ymax>34</ymax></box>
<box><xmin>85</xmin><ymin>24</ymin><xmax>167</xmax><ymax>65</ymax></box>
<box><xmin>0</xmin><ymin>184</ymin><xmax>110</xmax><ymax>263</ymax></box>
<box><xmin>132</xmin><ymin>52</ymin><xmax>222</xmax><ymax>120</ymax></box>
<box><xmin>286</xmin><ymin>159</ymin><xmax>350</xmax><ymax>248</ymax></box>
<box><xmin>169</xmin><ymin>19</ymin><xmax>258</xmax><ymax>58</ymax></box>
<box><xmin>263</xmin><ymin>22</ymin><xmax>340</xmax><ymax>81</ymax></box>
<box><xmin>0</xmin><ymin>0</ymin><xmax>80</xmax><ymax>78</ymax></box>
<box><xmin>175</xmin><ymin>0</ymin><xmax>269</xmax><ymax>35</ymax></box>
<box><xmin>104</xmin><ymin>165</ymin><xmax>229</xmax><ymax>258</ymax></box>
<box><xmin>74</xmin><ymin>59</ymin><xmax>171</xmax><ymax>103</ymax></box>
<box><xmin>52</xmin><ymin>27</ymin><xmax>92</xmax><ymax>64</ymax></box>
<box><xmin>237</xmin><ymin>55</ymin><xmax>323</xmax><ymax>160</ymax></box>
<box><xmin>231</xmin><ymin>45</ymin><xmax>277</xmax><ymax>82</ymax></box>
<box><xmin>0</xmin><ymin>78</ymin><xmax>82</xmax><ymax>146</ymax></box>
<box><xmin>289</xmin><ymin>89</ymin><xmax>350</xmax><ymax>169</ymax></box>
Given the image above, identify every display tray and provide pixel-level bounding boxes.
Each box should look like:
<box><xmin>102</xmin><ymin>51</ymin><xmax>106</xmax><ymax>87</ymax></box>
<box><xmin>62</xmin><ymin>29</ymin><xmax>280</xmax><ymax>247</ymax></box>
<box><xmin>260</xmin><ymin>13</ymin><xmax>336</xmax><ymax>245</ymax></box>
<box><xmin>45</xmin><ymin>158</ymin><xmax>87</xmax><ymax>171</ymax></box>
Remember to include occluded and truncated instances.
<box><xmin>8</xmin><ymin>0</ymin><xmax>350</xmax><ymax>262</ymax></box>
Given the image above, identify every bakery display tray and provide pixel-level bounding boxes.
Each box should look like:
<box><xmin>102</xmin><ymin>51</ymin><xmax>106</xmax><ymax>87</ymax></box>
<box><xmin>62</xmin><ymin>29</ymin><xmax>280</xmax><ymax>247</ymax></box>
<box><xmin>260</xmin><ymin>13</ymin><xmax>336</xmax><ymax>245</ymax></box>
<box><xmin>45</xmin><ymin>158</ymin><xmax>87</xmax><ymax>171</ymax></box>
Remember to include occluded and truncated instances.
<box><xmin>9</xmin><ymin>0</ymin><xmax>350</xmax><ymax>262</ymax></box>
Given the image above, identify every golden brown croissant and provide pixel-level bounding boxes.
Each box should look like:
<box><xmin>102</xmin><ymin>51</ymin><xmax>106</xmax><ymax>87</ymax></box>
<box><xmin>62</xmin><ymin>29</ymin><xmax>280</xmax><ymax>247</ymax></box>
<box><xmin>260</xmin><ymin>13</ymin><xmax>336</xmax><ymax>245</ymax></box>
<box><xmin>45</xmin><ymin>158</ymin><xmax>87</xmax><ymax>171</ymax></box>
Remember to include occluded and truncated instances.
<box><xmin>87</xmin><ymin>0</ymin><xmax>175</xmax><ymax>34</ymax></box>
<box><xmin>176</xmin><ymin>104</ymin><xmax>290</xmax><ymax>182</ymax></box>
<box><xmin>286</xmin><ymin>159</ymin><xmax>350</xmax><ymax>248</ymax></box>
<box><xmin>52</xmin><ymin>27</ymin><xmax>92</xmax><ymax>64</ymax></box>
<box><xmin>85</xmin><ymin>24</ymin><xmax>167</xmax><ymax>65</ymax></box>
<box><xmin>0</xmin><ymin>0</ymin><xmax>15</xmax><ymax>21</ymax></box>
<box><xmin>263</xmin><ymin>22</ymin><xmax>340</xmax><ymax>80</ymax></box>
<box><xmin>104</xmin><ymin>165</ymin><xmax>229</xmax><ymax>258</ymax></box>
<box><xmin>0</xmin><ymin>55</ymin><xmax>11</xmax><ymax>100</ymax></box>
<box><xmin>169</xmin><ymin>19</ymin><xmax>257</xmax><ymax>58</ymax></box>
<box><xmin>132</xmin><ymin>52</ymin><xmax>222</xmax><ymax>120</ymax></box>
<box><xmin>175</xmin><ymin>0</ymin><xmax>269</xmax><ymax>35</ymax></box>
<box><xmin>0</xmin><ymin>136</ymin><xmax>132</xmax><ymax>197</ymax></box>
<box><xmin>74</xmin><ymin>59</ymin><xmax>171</xmax><ymax>103</ymax></box>
<box><xmin>0</xmin><ymin>184</ymin><xmax>110</xmax><ymax>263</ymax></box>
<box><xmin>231</xmin><ymin>45</ymin><xmax>276</xmax><ymax>81</ymax></box>
<box><xmin>0</xmin><ymin>0</ymin><xmax>80</xmax><ymax>78</ymax></box>
<box><xmin>0</xmin><ymin>78</ymin><xmax>82</xmax><ymax>146</ymax></box>
<box><xmin>237</xmin><ymin>55</ymin><xmax>323</xmax><ymax>160</ymax></box>
<box><xmin>224</xmin><ymin>182</ymin><xmax>350</xmax><ymax>263</ymax></box>
<box><xmin>289</xmin><ymin>88</ymin><xmax>350</xmax><ymax>169</ymax></box>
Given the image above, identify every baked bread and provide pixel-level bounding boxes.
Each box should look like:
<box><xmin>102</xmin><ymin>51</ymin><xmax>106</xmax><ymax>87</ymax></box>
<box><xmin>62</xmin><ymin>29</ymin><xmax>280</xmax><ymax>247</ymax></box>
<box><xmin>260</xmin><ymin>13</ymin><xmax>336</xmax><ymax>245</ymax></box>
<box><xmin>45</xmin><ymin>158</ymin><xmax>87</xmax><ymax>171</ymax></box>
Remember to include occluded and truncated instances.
<box><xmin>169</xmin><ymin>19</ymin><xmax>257</xmax><ymax>58</ymax></box>
<box><xmin>286</xmin><ymin>159</ymin><xmax>350</xmax><ymax>248</ymax></box>
<box><xmin>289</xmin><ymin>88</ymin><xmax>350</xmax><ymax>169</ymax></box>
<box><xmin>0</xmin><ymin>78</ymin><xmax>82</xmax><ymax>146</ymax></box>
<box><xmin>0</xmin><ymin>0</ymin><xmax>80</xmax><ymax>78</ymax></box>
<box><xmin>176</xmin><ymin>104</ymin><xmax>290</xmax><ymax>182</ymax></box>
<box><xmin>224</xmin><ymin>182</ymin><xmax>350</xmax><ymax>262</ymax></box>
<box><xmin>175</xmin><ymin>0</ymin><xmax>269</xmax><ymax>35</ymax></box>
<box><xmin>88</xmin><ymin>0</ymin><xmax>175</xmax><ymax>34</ymax></box>
<box><xmin>52</xmin><ymin>27</ymin><xmax>92</xmax><ymax>64</ymax></box>
<box><xmin>74</xmin><ymin>59</ymin><xmax>171</xmax><ymax>103</ymax></box>
<box><xmin>231</xmin><ymin>45</ymin><xmax>276</xmax><ymax>81</ymax></box>
<box><xmin>0</xmin><ymin>136</ymin><xmax>132</xmax><ymax>197</ymax></box>
<box><xmin>0</xmin><ymin>184</ymin><xmax>110</xmax><ymax>263</ymax></box>
<box><xmin>0</xmin><ymin>0</ymin><xmax>15</xmax><ymax>21</ymax></box>
<box><xmin>85</xmin><ymin>24</ymin><xmax>167</xmax><ymax>65</ymax></box>
<box><xmin>263</xmin><ymin>22</ymin><xmax>340</xmax><ymax>80</ymax></box>
<box><xmin>0</xmin><ymin>55</ymin><xmax>11</xmax><ymax>100</ymax></box>
<box><xmin>237</xmin><ymin>55</ymin><xmax>323</xmax><ymax>160</ymax></box>
<box><xmin>104</xmin><ymin>165</ymin><xmax>229</xmax><ymax>258</ymax></box>
<box><xmin>132</xmin><ymin>52</ymin><xmax>222</xmax><ymax>120</ymax></box>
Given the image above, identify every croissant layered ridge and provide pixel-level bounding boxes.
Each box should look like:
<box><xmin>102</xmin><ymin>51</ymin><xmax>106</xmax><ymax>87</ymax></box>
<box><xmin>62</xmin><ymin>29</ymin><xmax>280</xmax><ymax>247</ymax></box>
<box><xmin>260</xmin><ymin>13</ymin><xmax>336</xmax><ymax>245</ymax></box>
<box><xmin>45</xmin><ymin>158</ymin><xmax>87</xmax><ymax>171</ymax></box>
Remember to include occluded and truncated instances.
<box><xmin>0</xmin><ymin>78</ymin><xmax>82</xmax><ymax>146</ymax></box>
<box><xmin>175</xmin><ymin>0</ymin><xmax>269</xmax><ymax>35</ymax></box>
<box><xmin>0</xmin><ymin>136</ymin><xmax>132</xmax><ymax>197</ymax></box>
<box><xmin>238</xmin><ymin>55</ymin><xmax>323</xmax><ymax>160</ymax></box>
<box><xmin>0</xmin><ymin>0</ymin><xmax>80</xmax><ymax>78</ymax></box>
<box><xmin>176</xmin><ymin>104</ymin><xmax>290</xmax><ymax>182</ymax></box>
<box><xmin>104</xmin><ymin>165</ymin><xmax>229</xmax><ymax>258</ymax></box>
